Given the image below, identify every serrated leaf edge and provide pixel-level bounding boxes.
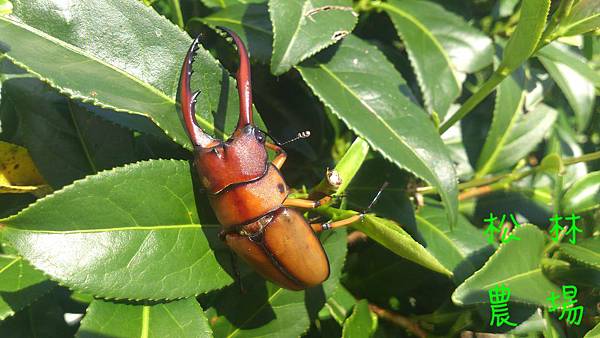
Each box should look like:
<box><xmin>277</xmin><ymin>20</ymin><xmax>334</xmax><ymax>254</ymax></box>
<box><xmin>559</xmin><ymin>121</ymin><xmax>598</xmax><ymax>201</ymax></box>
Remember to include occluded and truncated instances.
<box><xmin>269</xmin><ymin>0</ymin><xmax>358</xmax><ymax>75</ymax></box>
<box><xmin>382</xmin><ymin>0</ymin><xmax>462</xmax><ymax>115</ymax></box>
<box><xmin>451</xmin><ymin>225</ymin><xmax>559</xmax><ymax>307</ymax></box>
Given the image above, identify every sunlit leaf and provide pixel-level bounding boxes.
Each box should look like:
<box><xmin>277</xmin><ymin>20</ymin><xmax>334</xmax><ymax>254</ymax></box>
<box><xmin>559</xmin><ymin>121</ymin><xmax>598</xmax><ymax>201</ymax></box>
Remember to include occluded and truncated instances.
<box><xmin>558</xmin><ymin>0</ymin><xmax>600</xmax><ymax>36</ymax></box>
<box><xmin>1</xmin><ymin>0</ymin><xmax>258</xmax><ymax>149</ymax></box>
<box><xmin>558</xmin><ymin>237</ymin><xmax>600</xmax><ymax>270</ymax></box>
<box><xmin>297</xmin><ymin>35</ymin><xmax>458</xmax><ymax>227</ymax></box>
<box><xmin>562</xmin><ymin>171</ymin><xmax>600</xmax><ymax>214</ymax></box>
<box><xmin>379</xmin><ymin>0</ymin><xmax>493</xmax><ymax>118</ymax></box>
<box><xmin>342</xmin><ymin>299</ymin><xmax>377</xmax><ymax>338</ymax></box>
<box><xmin>0</xmin><ymin>78</ymin><xmax>136</xmax><ymax>188</ymax></box>
<box><xmin>538</xmin><ymin>43</ymin><xmax>600</xmax><ymax>131</ymax></box>
<box><xmin>77</xmin><ymin>298</ymin><xmax>212</xmax><ymax>338</ymax></box>
<box><xmin>269</xmin><ymin>0</ymin><xmax>357</xmax><ymax>75</ymax></box>
<box><xmin>476</xmin><ymin>64</ymin><xmax>526</xmax><ymax>177</ymax></box>
<box><xmin>499</xmin><ymin>0</ymin><xmax>551</xmax><ymax>72</ymax></box>
<box><xmin>2</xmin><ymin>160</ymin><xmax>234</xmax><ymax>300</ymax></box>
<box><xmin>416</xmin><ymin>203</ymin><xmax>494</xmax><ymax>284</ymax></box>
<box><xmin>202</xmin><ymin>225</ymin><xmax>346</xmax><ymax>338</ymax></box>
<box><xmin>199</xmin><ymin>3</ymin><xmax>273</xmax><ymax>63</ymax></box>
<box><xmin>452</xmin><ymin>225</ymin><xmax>561</xmax><ymax>307</ymax></box>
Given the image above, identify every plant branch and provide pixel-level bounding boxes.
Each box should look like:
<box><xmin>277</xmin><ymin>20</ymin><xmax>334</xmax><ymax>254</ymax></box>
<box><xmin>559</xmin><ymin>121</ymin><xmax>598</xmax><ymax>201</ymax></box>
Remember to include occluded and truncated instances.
<box><xmin>368</xmin><ymin>304</ymin><xmax>427</xmax><ymax>338</ymax></box>
<box><xmin>420</xmin><ymin>151</ymin><xmax>600</xmax><ymax>199</ymax></box>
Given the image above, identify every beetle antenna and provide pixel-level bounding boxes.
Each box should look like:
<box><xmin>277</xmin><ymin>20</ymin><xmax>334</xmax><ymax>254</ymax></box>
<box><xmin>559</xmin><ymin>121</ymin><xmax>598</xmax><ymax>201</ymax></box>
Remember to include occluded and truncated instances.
<box><xmin>280</xmin><ymin>130</ymin><xmax>311</xmax><ymax>145</ymax></box>
<box><xmin>263</xmin><ymin>130</ymin><xmax>311</xmax><ymax>146</ymax></box>
<box><xmin>362</xmin><ymin>181</ymin><xmax>389</xmax><ymax>214</ymax></box>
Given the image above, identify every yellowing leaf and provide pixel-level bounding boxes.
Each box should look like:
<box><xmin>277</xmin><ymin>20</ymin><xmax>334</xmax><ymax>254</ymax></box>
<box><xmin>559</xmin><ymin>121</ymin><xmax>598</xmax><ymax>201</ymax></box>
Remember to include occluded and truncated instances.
<box><xmin>0</xmin><ymin>141</ymin><xmax>49</xmax><ymax>195</ymax></box>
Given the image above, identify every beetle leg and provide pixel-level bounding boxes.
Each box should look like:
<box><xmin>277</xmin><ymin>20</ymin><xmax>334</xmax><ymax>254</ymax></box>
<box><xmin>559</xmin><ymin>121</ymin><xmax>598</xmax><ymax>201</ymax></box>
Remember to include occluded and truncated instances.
<box><xmin>311</xmin><ymin>214</ymin><xmax>364</xmax><ymax>232</ymax></box>
<box><xmin>283</xmin><ymin>195</ymin><xmax>333</xmax><ymax>209</ymax></box>
<box><xmin>229</xmin><ymin>251</ymin><xmax>246</xmax><ymax>294</ymax></box>
<box><xmin>265</xmin><ymin>142</ymin><xmax>287</xmax><ymax>169</ymax></box>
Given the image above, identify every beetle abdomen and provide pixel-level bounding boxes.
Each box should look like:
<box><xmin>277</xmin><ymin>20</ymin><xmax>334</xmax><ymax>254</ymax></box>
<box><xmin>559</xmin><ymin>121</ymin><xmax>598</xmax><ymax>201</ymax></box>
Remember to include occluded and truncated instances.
<box><xmin>225</xmin><ymin>207</ymin><xmax>330</xmax><ymax>290</ymax></box>
<box><xmin>208</xmin><ymin>164</ymin><xmax>288</xmax><ymax>227</ymax></box>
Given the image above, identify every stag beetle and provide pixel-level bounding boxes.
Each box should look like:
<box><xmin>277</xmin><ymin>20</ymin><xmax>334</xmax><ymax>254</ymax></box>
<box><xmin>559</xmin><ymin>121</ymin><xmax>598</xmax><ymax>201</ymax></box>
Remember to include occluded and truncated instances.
<box><xmin>179</xmin><ymin>28</ymin><xmax>363</xmax><ymax>290</ymax></box>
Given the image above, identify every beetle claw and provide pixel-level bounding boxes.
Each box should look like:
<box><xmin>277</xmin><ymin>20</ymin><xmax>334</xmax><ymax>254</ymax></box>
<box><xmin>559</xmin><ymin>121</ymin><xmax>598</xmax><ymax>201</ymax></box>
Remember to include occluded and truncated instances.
<box><xmin>218</xmin><ymin>27</ymin><xmax>254</xmax><ymax>128</ymax></box>
<box><xmin>192</xmin><ymin>91</ymin><xmax>201</xmax><ymax>103</ymax></box>
<box><xmin>179</xmin><ymin>35</ymin><xmax>214</xmax><ymax>148</ymax></box>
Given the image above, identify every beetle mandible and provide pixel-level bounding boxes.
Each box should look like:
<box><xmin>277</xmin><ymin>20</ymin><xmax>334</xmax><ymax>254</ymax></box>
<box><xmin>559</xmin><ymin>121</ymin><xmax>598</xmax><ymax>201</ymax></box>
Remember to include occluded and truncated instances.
<box><xmin>179</xmin><ymin>28</ymin><xmax>362</xmax><ymax>290</ymax></box>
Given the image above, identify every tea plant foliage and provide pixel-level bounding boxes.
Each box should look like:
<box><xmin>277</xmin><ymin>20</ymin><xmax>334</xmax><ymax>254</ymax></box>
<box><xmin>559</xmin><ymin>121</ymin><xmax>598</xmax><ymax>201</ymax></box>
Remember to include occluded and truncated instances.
<box><xmin>0</xmin><ymin>0</ymin><xmax>599</xmax><ymax>337</ymax></box>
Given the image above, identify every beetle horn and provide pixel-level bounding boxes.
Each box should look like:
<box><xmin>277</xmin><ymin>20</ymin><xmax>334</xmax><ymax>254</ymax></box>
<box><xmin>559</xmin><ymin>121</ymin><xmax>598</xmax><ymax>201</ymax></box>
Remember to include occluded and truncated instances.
<box><xmin>180</xmin><ymin>35</ymin><xmax>214</xmax><ymax>148</ymax></box>
<box><xmin>218</xmin><ymin>27</ymin><xmax>253</xmax><ymax>128</ymax></box>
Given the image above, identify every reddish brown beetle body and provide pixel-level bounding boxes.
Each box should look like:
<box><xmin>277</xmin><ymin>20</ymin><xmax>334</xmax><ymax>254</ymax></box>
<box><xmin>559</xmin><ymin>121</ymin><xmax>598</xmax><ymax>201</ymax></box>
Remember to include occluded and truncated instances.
<box><xmin>179</xmin><ymin>30</ymin><xmax>329</xmax><ymax>290</ymax></box>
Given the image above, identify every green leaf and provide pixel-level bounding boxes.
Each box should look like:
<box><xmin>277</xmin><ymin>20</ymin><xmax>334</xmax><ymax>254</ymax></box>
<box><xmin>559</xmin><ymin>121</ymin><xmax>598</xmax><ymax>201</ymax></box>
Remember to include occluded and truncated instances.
<box><xmin>415</xmin><ymin>203</ymin><xmax>494</xmax><ymax>284</ymax></box>
<box><xmin>269</xmin><ymin>0</ymin><xmax>357</xmax><ymax>75</ymax></box>
<box><xmin>1</xmin><ymin>160</ymin><xmax>233</xmax><ymax>300</ymax></box>
<box><xmin>313</xmin><ymin>137</ymin><xmax>369</xmax><ymax>196</ymax></box>
<box><xmin>562</xmin><ymin>171</ymin><xmax>600</xmax><ymax>214</ymax></box>
<box><xmin>499</xmin><ymin>0</ymin><xmax>551</xmax><ymax>73</ymax></box>
<box><xmin>475</xmin><ymin>64</ymin><xmax>526</xmax><ymax>177</ymax></box>
<box><xmin>78</xmin><ymin>298</ymin><xmax>212</xmax><ymax>338</ymax></box>
<box><xmin>542</xmin><ymin>309</ymin><xmax>566</xmax><ymax>338</ymax></box>
<box><xmin>484</xmin><ymin>103</ymin><xmax>557</xmax><ymax>173</ymax></box>
<box><xmin>205</xmin><ymin>276</ymin><xmax>309</xmax><ymax>338</ymax></box>
<box><xmin>538</xmin><ymin>43</ymin><xmax>600</xmax><ymax>87</ymax></box>
<box><xmin>558</xmin><ymin>237</ymin><xmax>600</xmax><ymax>270</ymax></box>
<box><xmin>1</xmin><ymin>0</ymin><xmax>251</xmax><ymax>150</ymax></box>
<box><xmin>378</xmin><ymin>0</ymin><xmax>493</xmax><ymax>118</ymax></box>
<box><xmin>584</xmin><ymin>322</ymin><xmax>600</xmax><ymax>338</ymax></box>
<box><xmin>0</xmin><ymin>255</ymin><xmax>47</xmax><ymax>292</ymax></box>
<box><xmin>0</xmin><ymin>291</ymin><xmax>74</xmax><ymax>337</ymax></box>
<box><xmin>325</xmin><ymin>209</ymin><xmax>452</xmax><ymax>277</ymax></box>
<box><xmin>297</xmin><ymin>35</ymin><xmax>458</xmax><ymax>228</ymax></box>
<box><xmin>203</xmin><ymin>224</ymin><xmax>346</xmax><ymax>337</ymax></box>
<box><xmin>0</xmin><ymin>78</ymin><xmax>136</xmax><ymax>188</ymax></box>
<box><xmin>321</xmin><ymin>285</ymin><xmax>355</xmax><ymax>325</ymax></box>
<box><xmin>494</xmin><ymin>0</ymin><xmax>520</xmax><ymax>18</ymax></box>
<box><xmin>539</xmin><ymin>153</ymin><xmax>564</xmax><ymax>175</ymax></box>
<box><xmin>341</xmin><ymin>299</ymin><xmax>377</xmax><ymax>338</ymax></box>
<box><xmin>538</xmin><ymin>43</ymin><xmax>599</xmax><ymax>131</ymax></box>
<box><xmin>199</xmin><ymin>3</ymin><xmax>273</xmax><ymax>63</ymax></box>
<box><xmin>321</xmin><ymin>226</ymin><xmax>348</xmax><ymax>297</ymax></box>
<box><xmin>542</xmin><ymin>258</ymin><xmax>600</xmax><ymax>288</ymax></box>
<box><xmin>558</xmin><ymin>0</ymin><xmax>600</xmax><ymax>36</ymax></box>
<box><xmin>0</xmin><ymin>253</ymin><xmax>54</xmax><ymax>320</ymax></box>
<box><xmin>200</xmin><ymin>0</ymin><xmax>264</xmax><ymax>9</ymax></box>
<box><xmin>452</xmin><ymin>224</ymin><xmax>561</xmax><ymax>307</ymax></box>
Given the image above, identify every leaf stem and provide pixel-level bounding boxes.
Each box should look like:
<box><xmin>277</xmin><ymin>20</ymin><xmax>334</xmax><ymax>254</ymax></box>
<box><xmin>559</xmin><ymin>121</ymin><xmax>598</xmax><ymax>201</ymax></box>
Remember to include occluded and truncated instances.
<box><xmin>369</xmin><ymin>303</ymin><xmax>427</xmax><ymax>338</ymax></box>
<box><xmin>439</xmin><ymin>71</ymin><xmax>507</xmax><ymax>134</ymax></box>
<box><xmin>170</xmin><ymin>0</ymin><xmax>184</xmax><ymax>29</ymax></box>
<box><xmin>419</xmin><ymin>151</ymin><xmax>600</xmax><ymax>198</ymax></box>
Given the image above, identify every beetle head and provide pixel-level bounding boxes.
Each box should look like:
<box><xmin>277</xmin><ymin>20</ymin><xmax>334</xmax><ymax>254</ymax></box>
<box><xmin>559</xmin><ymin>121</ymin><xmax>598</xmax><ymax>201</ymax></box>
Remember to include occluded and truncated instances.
<box><xmin>179</xmin><ymin>29</ymin><xmax>268</xmax><ymax>193</ymax></box>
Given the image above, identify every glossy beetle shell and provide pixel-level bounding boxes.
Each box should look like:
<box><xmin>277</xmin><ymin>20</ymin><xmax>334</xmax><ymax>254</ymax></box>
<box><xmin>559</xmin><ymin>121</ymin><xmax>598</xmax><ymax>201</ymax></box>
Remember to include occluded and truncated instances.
<box><xmin>225</xmin><ymin>207</ymin><xmax>330</xmax><ymax>290</ymax></box>
<box><xmin>207</xmin><ymin>164</ymin><xmax>288</xmax><ymax>227</ymax></box>
<box><xmin>180</xmin><ymin>28</ymin><xmax>330</xmax><ymax>290</ymax></box>
<box><xmin>195</xmin><ymin>126</ymin><xmax>268</xmax><ymax>194</ymax></box>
